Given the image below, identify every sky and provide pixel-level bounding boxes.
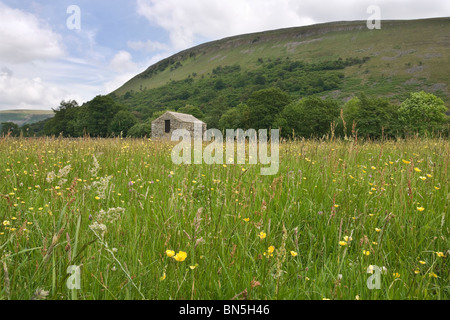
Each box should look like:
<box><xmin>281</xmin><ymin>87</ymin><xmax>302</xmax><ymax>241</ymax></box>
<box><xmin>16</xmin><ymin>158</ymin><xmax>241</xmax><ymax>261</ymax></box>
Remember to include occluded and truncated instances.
<box><xmin>0</xmin><ymin>0</ymin><xmax>449</xmax><ymax>111</ymax></box>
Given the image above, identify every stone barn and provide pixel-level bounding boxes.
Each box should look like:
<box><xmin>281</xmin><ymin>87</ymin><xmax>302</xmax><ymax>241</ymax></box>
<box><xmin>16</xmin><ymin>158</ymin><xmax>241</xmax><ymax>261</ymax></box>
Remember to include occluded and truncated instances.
<box><xmin>151</xmin><ymin>111</ymin><xmax>207</xmax><ymax>140</ymax></box>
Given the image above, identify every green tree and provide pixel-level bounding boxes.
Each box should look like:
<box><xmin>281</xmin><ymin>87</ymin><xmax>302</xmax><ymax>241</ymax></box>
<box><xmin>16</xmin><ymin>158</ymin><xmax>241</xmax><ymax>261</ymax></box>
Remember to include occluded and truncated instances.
<box><xmin>398</xmin><ymin>91</ymin><xmax>448</xmax><ymax>135</ymax></box>
<box><xmin>127</xmin><ymin>120</ymin><xmax>152</xmax><ymax>138</ymax></box>
<box><xmin>218</xmin><ymin>103</ymin><xmax>250</xmax><ymax>130</ymax></box>
<box><xmin>247</xmin><ymin>87</ymin><xmax>292</xmax><ymax>130</ymax></box>
<box><xmin>347</xmin><ymin>94</ymin><xmax>400</xmax><ymax>139</ymax></box>
<box><xmin>44</xmin><ymin>100</ymin><xmax>79</xmax><ymax>136</ymax></box>
<box><xmin>109</xmin><ymin>110</ymin><xmax>138</xmax><ymax>137</ymax></box>
<box><xmin>78</xmin><ymin>95</ymin><xmax>126</xmax><ymax>137</ymax></box>
<box><xmin>278</xmin><ymin>97</ymin><xmax>340</xmax><ymax>138</ymax></box>
<box><xmin>1</xmin><ymin>122</ymin><xmax>19</xmax><ymax>136</ymax></box>
<box><xmin>177</xmin><ymin>105</ymin><xmax>204</xmax><ymax>119</ymax></box>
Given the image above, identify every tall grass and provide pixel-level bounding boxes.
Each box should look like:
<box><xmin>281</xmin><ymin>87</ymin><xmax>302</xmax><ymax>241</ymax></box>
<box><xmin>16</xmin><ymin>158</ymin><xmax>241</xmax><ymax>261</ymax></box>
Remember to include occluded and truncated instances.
<box><xmin>0</xmin><ymin>136</ymin><xmax>448</xmax><ymax>300</ymax></box>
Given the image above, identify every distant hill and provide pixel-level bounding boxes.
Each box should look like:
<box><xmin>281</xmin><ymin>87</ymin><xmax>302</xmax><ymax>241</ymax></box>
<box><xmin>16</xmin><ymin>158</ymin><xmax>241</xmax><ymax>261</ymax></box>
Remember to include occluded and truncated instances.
<box><xmin>0</xmin><ymin>110</ymin><xmax>54</xmax><ymax>126</ymax></box>
<box><xmin>110</xmin><ymin>18</ymin><xmax>450</xmax><ymax>125</ymax></box>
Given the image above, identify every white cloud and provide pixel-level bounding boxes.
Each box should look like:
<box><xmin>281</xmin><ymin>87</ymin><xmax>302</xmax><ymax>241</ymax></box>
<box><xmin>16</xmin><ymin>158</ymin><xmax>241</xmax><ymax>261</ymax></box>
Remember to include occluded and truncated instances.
<box><xmin>128</xmin><ymin>40</ymin><xmax>170</xmax><ymax>53</ymax></box>
<box><xmin>136</xmin><ymin>0</ymin><xmax>308</xmax><ymax>50</ymax></box>
<box><xmin>0</xmin><ymin>2</ymin><xmax>65</xmax><ymax>63</ymax></box>
<box><xmin>110</xmin><ymin>51</ymin><xmax>138</xmax><ymax>73</ymax></box>
<box><xmin>0</xmin><ymin>71</ymin><xmax>65</xmax><ymax>109</ymax></box>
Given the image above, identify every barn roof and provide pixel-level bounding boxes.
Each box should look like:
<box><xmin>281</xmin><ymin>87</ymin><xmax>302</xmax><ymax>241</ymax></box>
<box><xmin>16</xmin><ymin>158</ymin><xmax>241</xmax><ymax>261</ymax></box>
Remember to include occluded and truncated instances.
<box><xmin>154</xmin><ymin>111</ymin><xmax>205</xmax><ymax>124</ymax></box>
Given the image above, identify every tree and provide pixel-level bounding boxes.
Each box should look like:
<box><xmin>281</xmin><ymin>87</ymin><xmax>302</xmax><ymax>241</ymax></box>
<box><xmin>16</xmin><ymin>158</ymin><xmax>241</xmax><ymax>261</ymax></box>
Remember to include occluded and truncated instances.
<box><xmin>218</xmin><ymin>103</ymin><xmax>251</xmax><ymax>130</ymax></box>
<box><xmin>277</xmin><ymin>97</ymin><xmax>340</xmax><ymax>138</ymax></box>
<box><xmin>341</xmin><ymin>94</ymin><xmax>400</xmax><ymax>139</ymax></box>
<box><xmin>399</xmin><ymin>91</ymin><xmax>448</xmax><ymax>135</ymax></box>
<box><xmin>177</xmin><ymin>105</ymin><xmax>204</xmax><ymax>119</ymax></box>
<box><xmin>1</xmin><ymin>122</ymin><xmax>19</xmax><ymax>136</ymax></box>
<box><xmin>127</xmin><ymin>120</ymin><xmax>152</xmax><ymax>138</ymax></box>
<box><xmin>109</xmin><ymin>110</ymin><xmax>138</xmax><ymax>136</ymax></box>
<box><xmin>78</xmin><ymin>95</ymin><xmax>126</xmax><ymax>137</ymax></box>
<box><xmin>247</xmin><ymin>87</ymin><xmax>292</xmax><ymax>130</ymax></box>
<box><xmin>44</xmin><ymin>100</ymin><xmax>79</xmax><ymax>136</ymax></box>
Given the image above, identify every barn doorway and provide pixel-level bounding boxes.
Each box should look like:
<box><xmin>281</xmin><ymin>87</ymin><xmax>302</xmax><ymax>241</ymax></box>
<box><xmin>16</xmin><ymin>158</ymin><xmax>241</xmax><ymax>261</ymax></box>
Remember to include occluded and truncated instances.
<box><xmin>165</xmin><ymin>120</ymin><xmax>170</xmax><ymax>133</ymax></box>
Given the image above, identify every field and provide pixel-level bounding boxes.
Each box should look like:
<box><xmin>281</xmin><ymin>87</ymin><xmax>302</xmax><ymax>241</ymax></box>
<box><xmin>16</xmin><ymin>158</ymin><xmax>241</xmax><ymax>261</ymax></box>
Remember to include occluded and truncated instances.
<box><xmin>0</xmin><ymin>110</ymin><xmax>54</xmax><ymax>127</ymax></box>
<box><xmin>0</xmin><ymin>137</ymin><xmax>448</xmax><ymax>300</ymax></box>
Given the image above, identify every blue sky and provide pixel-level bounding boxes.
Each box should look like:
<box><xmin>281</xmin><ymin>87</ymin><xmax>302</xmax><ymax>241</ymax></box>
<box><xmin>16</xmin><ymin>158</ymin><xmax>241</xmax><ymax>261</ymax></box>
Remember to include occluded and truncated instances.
<box><xmin>0</xmin><ymin>0</ymin><xmax>449</xmax><ymax>110</ymax></box>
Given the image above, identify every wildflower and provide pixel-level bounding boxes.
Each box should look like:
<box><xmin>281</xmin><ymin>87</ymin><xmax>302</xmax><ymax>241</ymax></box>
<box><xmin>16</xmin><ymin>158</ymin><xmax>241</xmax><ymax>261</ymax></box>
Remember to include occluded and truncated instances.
<box><xmin>290</xmin><ymin>251</ymin><xmax>298</xmax><ymax>257</ymax></box>
<box><xmin>165</xmin><ymin>250</ymin><xmax>175</xmax><ymax>258</ymax></box>
<box><xmin>371</xmin><ymin>166</ymin><xmax>376</xmax><ymax>170</ymax></box>
<box><xmin>160</xmin><ymin>273</ymin><xmax>166</xmax><ymax>281</ymax></box>
<box><xmin>419</xmin><ymin>176</ymin><xmax>426</xmax><ymax>181</ymax></box>
<box><xmin>393</xmin><ymin>273</ymin><xmax>400</xmax><ymax>278</ymax></box>
<box><xmin>434</xmin><ymin>186</ymin><xmax>440</xmax><ymax>190</ymax></box>
<box><xmin>436</xmin><ymin>252</ymin><xmax>445</xmax><ymax>258</ymax></box>
<box><xmin>363</xmin><ymin>250</ymin><xmax>370</xmax><ymax>256</ymax></box>
<box><xmin>375</xmin><ymin>228</ymin><xmax>381</xmax><ymax>232</ymax></box>
<box><xmin>243</xmin><ymin>218</ymin><xmax>250</xmax><ymax>222</ymax></box>
<box><xmin>258</xmin><ymin>232</ymin><xmax>267</xmax><ymax>240</ymax></box>
<box><xmin>339</xmin><ymin>241</ymin><xmax>348</xmax><ymax>246</ymax></box>
<box><xmin>402</xmin><ymin>159</ymin><xmax>410</xmax><ymax>164</ymax></box>
<box><xmin>414</xmin><ymin>269</ymin><xmax>420</xmax><ymax>275</ymax></box>
<box><xmin>174</xmin><ymin>251</ymin><xmax>187</xmax><ymax>262</ymax></box>
<box><xmin>417</xmin><ymin>207</ymin><xmax>425</xmax><ymax>212</ymax></box>
<box><xmin>344</xmin><ymin>236</ymin><xmax>352</xmax><ymax>242</ymax></box>
<box><xmin>419</xmin><ymin>260</ymin><xmax>426</xmax><ymax>265</ymax></box>
<box><xmin>89</xmin><ymin>222</ymin><xmax>107</xmax><ymax>236</ymax></box>
<box><xmin>414</xmin><ymin>168</ymin><xmax>422</xmax><ymax>173</ymax></box>
<box><xmin>429</xmin><ymin>272</ymin><xmax>438</xmax><ymax>278</ymax></box>
<box><xmin>268</xmin><ymin>246</ymin><xmax>275</xmax><ymax>254</ymax></box>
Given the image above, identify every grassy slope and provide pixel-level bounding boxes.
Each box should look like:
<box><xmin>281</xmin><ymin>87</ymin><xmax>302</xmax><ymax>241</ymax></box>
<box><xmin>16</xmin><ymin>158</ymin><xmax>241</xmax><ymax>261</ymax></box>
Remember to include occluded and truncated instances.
<box><xmin>114</xmin><ymin>18</ymin><xmax>450</xmax><ymax>107</ymax></box>
<box><xmin>0</xmin><ymin>110</ymin><xmax>54</xmax><ymax>126</ymax></box>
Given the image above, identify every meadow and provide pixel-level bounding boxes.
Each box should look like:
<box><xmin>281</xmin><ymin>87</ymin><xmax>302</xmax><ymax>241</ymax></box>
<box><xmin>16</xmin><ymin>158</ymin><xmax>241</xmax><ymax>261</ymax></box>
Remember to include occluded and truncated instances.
<box><xmin>0</xmin><ymin>137</ymin><xmax>448</xmax><ymax>300</ymax></box>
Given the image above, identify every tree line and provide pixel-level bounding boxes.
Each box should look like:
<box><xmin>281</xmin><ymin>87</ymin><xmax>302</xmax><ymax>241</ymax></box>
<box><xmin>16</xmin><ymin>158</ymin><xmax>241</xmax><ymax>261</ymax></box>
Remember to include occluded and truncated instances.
<box><xmin>2</xmin><ymin>89</ymin><xmax>448</xmax><ymax>139</ymax></box>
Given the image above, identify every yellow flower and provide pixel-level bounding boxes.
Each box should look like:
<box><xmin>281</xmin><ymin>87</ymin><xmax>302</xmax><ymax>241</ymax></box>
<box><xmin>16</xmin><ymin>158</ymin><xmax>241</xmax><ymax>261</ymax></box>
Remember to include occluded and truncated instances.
<box><xmin>375</xmin><ymin>228</ymin><xmax>381</xmax><ymax>232</ymax></box>
<box><xmin>371</xmin><ymin>166</ymin><xmax>376</xmax><ymax>170</ymax></box>
<box><xmin>414</xmin><ymin>269</ymin><xmax>420</xmax><ymax>275</ymax></box>
<box><xmin>339</xmin><ymin>241</ymin><xmax>348</xmax><ymax>246</ymax></box>
<box><xmin>434</xmin><ymin>186</ymin><xmax>440</xmax><ymax>190</ymax></box>
<box><xmin>426</xmin><ymin>174</ymin><xmax>432</xmax><ymax>178</ymax></box>
<box><xmin>419</xmin><ymin>176</ymin><xmax>426</xmax><ymax>181</ymax></box>
<box><xmin>174</xmin><ymin>251</ymin><xmax>187</xmax><ymax>262</ymax></box>
<box><xmin>95</xmin><ymin>196</ymin><xmax>100</xmax><ymax>200</ymax></box>
<box><xmin>414</xmin><ymin>168</ymin><xmax>422</xmax><ymax>173</ymax></box>
<box><xmin>243</xmin><ymin>218</ymin><xmax>250</xmax><ymax>222</ymax></box>
<box><xmin>258</xmin><ymin>232</ymin><xmax>266</xmax><ymax>240</ymax></box>
<box><xmin>393</xmin><ymin>273</ymin><xmax>401</xmax><ymax>278</ymax></box>
<box><xmin>402</xmin><ymin>159</ymin><xmax>410</xmax><ymax>164</ymax></box>
<box><xmin>165</xmin><ymin>250</ymin><xmax>175</xmax><ymax>258</ymax></box>
<box><xmin>290</xmin><ymin>251</ymin><xmax>298</xmax><ymax>257</ymax></box>
<box><xmin>419</xmin><ymin>260</ymin><xmax>426</xmax><ymax>265</ymax></box>
<box><xmin>268</xmin><ymin>246</ymin><xmax>275</xmax><ymax>254</ymax></box>
<box><xmin>363</xmin><ymin>250</ymin><xmax>370</xmax><ymax>256</ymax></box>
<box><xmin>344</xmin><ymin>236</ymin><xmax>352</xmax><ymax>242</ymax></box>
<box><xmin>417</xmin><ymin>207</ymin><xmax>425</xmax><ymax>212</ymax></box>
<box><xmin>429</xmin><ymin>272</ymin><xmax>438</xmax><ymax>278</ymax></box>
<box><xmin>160</xmin><ymin>273</ymin><xmax>166</xmax><ymax>281</ymax></box>
<box><xmin>436</xmin><ymin>252</ymin><xmax>445</xmax><ymax>258</ymax></box>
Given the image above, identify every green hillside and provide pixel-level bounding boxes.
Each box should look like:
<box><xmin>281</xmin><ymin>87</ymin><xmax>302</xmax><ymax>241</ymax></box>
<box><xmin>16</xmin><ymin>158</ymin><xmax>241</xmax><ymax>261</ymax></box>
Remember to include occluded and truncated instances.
<box><xmin>112</xmin><ymin>18</ymin><xmax>450</xmax><ymax>124</ymax></box>
<box><xmin>0</xmin><ymin>110</ymin><xmax>54</xmax><ymax>126</ymax></box>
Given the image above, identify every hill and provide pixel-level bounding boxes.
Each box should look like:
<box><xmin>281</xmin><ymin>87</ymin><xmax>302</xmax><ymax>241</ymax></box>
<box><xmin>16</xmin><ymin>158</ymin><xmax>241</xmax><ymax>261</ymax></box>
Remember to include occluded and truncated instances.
<box><xmin>111</xmin><ymin>18</ymin><xmax>450</xmax><ymax>126</ymax></box>
<box><xmin>0</xmin><ymin>110</ymin><xmax>54</xmax><ymax>126</ymax></box>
